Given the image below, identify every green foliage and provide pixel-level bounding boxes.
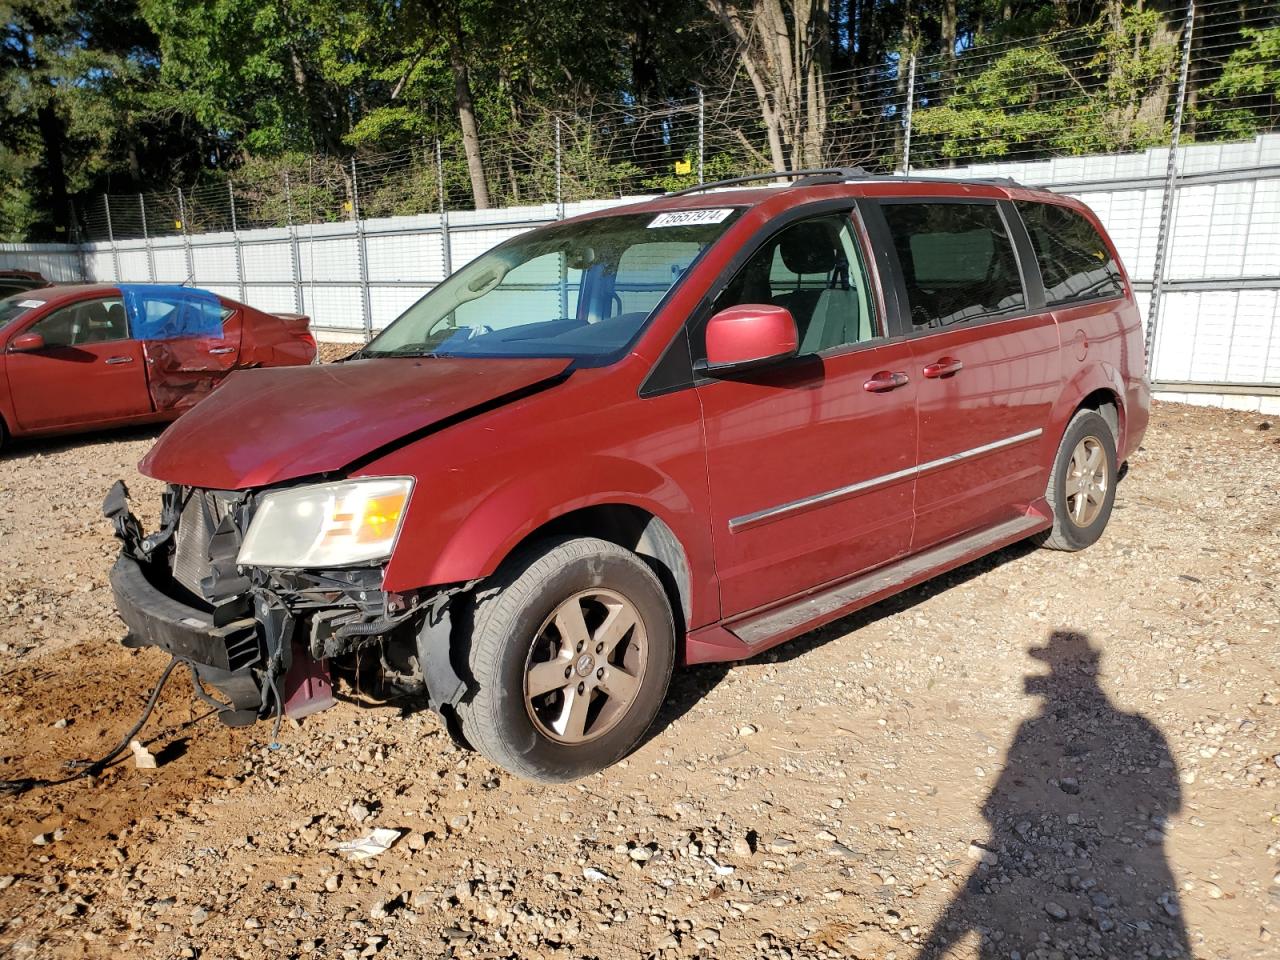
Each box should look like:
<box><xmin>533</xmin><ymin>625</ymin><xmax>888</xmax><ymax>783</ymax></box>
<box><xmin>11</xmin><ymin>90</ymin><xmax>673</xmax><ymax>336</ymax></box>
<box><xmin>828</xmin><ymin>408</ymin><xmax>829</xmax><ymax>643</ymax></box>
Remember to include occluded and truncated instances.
<box><xmin>913</xmin><ymin>10</ymin><xmax>1179</xmax><ymax>162</ymax></box>
<box><xmin>1195</xmin><ymin>27</ymin><xmax>1280</xmax><ymax>140</ymax></box>
<box><xmin>2</xmin><ymin>1</ymin><xmax>1279</xmax><ymax>240</ymax></box>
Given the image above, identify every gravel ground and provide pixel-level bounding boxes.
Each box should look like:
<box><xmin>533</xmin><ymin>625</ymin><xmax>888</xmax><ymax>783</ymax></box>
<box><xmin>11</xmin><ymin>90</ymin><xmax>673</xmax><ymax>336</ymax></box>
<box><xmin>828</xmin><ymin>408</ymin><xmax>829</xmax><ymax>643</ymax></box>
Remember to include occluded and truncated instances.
<box><xmin>0</xmin><ymin>398</ymin><xmax>1277</xmax><ymax>960</ymax></box>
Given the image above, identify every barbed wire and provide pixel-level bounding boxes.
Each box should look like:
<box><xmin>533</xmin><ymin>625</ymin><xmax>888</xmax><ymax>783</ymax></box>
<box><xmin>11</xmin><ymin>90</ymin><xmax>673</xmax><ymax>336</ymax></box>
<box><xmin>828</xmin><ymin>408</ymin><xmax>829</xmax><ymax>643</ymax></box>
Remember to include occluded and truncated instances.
<box><xmin>71</xmin><ymin>0</ymin><xmax>1280</xmax><ymax>243</ymax></box>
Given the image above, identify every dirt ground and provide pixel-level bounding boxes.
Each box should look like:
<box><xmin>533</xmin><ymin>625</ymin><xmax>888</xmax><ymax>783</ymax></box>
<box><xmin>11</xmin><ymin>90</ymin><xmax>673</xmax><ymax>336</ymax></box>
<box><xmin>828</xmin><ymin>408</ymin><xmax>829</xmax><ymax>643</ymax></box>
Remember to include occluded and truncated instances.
<box><xmin>0</xmin><ymin>399</ymin><xmax>1277</xmax><ymax>960</ymax></box>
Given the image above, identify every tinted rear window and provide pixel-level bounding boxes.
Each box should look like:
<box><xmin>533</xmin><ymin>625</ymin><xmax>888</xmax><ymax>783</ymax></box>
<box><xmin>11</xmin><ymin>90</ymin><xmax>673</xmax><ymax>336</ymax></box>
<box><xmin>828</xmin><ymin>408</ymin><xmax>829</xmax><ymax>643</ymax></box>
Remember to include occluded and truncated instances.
<box><xmin>881</xmin><ymin>202</ymin><xmax>1025</xmax><ymax>328</ymax></box>
<box><xmin>1016</xmin><ymin>201</ymin><xmax>1125</xmax><ymax>306</ymax></box>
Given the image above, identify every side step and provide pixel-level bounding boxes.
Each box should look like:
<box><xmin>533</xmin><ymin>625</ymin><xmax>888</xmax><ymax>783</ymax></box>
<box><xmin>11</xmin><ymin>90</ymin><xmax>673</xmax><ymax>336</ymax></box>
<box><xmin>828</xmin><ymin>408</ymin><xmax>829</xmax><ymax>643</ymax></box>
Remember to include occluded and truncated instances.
<box><xmin>726</xmin><ymin>513</ymin><xmax>1048</xmax><ymax>651</ymax></box>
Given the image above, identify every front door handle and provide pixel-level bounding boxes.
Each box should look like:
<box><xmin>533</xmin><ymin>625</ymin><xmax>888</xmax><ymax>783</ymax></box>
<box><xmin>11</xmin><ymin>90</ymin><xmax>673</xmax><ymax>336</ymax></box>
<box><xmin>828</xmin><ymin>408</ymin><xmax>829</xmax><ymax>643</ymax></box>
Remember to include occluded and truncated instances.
<box><xmin>863</xmin><ymin>370</ymin><xmax>910</xmax><ymax>393</ymax></box>
<box><xmin>208</xmin><ymin>346</ymin><xmax>235</xmax><ymax>355</ymax></box>
<box><xmin>104</xmin><ymin>355</ymin><xmax>134</xmax><ymax>365</ymax></box>
<box><xmin>923</xmin><ymin>356</ymin><xmax>964</xmax><ymax>378</ymax></box>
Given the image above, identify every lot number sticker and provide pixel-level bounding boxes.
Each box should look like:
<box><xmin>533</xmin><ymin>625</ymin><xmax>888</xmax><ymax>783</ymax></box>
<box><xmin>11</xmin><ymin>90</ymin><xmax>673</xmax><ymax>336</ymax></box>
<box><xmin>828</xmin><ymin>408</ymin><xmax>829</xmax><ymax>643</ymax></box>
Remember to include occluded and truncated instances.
<box><xmin>648</xmin><ymin>209</ymin><xmax>734</xmax><ymax>228</ymax></box>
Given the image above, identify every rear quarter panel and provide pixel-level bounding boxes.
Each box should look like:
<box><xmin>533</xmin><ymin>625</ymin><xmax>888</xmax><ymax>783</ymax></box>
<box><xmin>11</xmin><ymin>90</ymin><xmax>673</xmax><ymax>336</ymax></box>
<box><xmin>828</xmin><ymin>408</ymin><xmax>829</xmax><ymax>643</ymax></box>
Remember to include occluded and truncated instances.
<box><xmin>1050</xmin><ymin>297</ymin><xmax>1149</xmax><ymax>459</ymax></box>
<box><xmin>240</xmin><ymin>306</ymin><xmax>316</xmax><ymax>366</ymax></box>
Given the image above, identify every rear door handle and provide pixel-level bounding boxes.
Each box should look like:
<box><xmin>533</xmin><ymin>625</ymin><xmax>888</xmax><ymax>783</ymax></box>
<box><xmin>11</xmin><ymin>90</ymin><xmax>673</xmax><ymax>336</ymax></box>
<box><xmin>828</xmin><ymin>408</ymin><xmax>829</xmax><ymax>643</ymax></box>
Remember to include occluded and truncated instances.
<box><xmin>863</xmin><ymin>370</ymin><xmax>910</xmax><ymax>393</ymax></box>
<box><xmin>208</xmin><ymin>346</ymin><xmax>235</xmax><ymax>355</ymax></box>
<box><xmin>104</xmin><ymin>355</ymin><xmax>134</xmax><ymax>365</ymax></box>
<box><xmin>923</xmin><ymin>356</ymin><xmax>964</xmax><ymax>378</ymax></box>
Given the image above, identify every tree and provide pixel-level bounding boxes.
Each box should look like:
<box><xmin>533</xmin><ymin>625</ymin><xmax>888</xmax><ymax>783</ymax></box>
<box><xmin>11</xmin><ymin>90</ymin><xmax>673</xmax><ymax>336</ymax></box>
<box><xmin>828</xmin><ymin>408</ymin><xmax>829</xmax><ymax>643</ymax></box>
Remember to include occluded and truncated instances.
<box><xmin>703</xmin><ymin>0</ymin><xmax>831</xmax><ymax>171</ymax></box>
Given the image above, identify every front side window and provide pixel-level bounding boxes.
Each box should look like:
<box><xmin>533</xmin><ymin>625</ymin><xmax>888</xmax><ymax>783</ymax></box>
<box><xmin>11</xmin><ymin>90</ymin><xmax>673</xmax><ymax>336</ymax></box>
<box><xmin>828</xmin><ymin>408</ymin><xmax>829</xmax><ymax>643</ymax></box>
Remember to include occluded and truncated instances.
<box><xmin>27</xmin><ymin>297</ymin><xmax>129</xmax><ymax>347</ymax></box>
<box><xmin>0</xmin><ymin>294</ymin><xmax>47</xmax><ymax>334</ymax></box>
<box><xmin>1016</xmin><ymin>201</ymin><xmax>1125</xmax><ymax>306</ymax></box>
<box><xmin>882</xmin><ymin>202</ymin><xmax>1025</xmax><ymax>328</ymax></box>
<box><xmin>707</xmin><ymin>212</ymin><xmax>877</xmax><ymax>355</ymax></box>
<box><xmin>363</xmin><ymin>210</ymin><xmax>741</xmax><ymax>360</ymax></box>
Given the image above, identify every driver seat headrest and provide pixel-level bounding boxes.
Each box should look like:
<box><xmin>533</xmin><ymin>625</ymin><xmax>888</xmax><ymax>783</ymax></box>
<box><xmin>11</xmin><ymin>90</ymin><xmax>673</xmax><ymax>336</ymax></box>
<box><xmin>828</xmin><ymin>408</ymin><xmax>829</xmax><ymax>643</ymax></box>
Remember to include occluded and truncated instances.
<box><xmin>778</xmin><ymin>221</ymin><xmax>839</xmax><ymax>275</ymax></box>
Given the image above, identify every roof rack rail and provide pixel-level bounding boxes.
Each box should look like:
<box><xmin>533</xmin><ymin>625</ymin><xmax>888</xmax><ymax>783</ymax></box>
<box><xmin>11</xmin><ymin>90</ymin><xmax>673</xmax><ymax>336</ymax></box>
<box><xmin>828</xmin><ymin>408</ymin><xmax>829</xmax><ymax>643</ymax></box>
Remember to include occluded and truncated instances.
<box><xmin>664</xmin><ymin>168</ymin><xmax>870</xmax><ymax>198</ymax></box>
<box><xmin>663</xmin><ymin>168</ymin><xmax>1028</xmax><ymax>199</ymax></box>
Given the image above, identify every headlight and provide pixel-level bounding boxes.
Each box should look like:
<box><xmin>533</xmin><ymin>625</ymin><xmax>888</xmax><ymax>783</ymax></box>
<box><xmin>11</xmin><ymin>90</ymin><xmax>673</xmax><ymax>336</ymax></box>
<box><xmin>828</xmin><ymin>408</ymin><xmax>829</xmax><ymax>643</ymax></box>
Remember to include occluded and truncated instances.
<box><xmin>237</xmin><ymin>478</ymin><xmax>413</xmax><ymax>568</ymax></box>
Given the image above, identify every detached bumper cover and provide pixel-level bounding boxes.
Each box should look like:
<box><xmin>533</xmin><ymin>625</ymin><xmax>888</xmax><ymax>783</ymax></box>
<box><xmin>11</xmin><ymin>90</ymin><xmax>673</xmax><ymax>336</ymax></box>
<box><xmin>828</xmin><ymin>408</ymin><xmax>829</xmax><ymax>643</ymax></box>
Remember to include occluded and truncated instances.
<box><xmin>109</xmin><ymin>553</ymin><xmax>263</xmax><ymax>710</ymax></box>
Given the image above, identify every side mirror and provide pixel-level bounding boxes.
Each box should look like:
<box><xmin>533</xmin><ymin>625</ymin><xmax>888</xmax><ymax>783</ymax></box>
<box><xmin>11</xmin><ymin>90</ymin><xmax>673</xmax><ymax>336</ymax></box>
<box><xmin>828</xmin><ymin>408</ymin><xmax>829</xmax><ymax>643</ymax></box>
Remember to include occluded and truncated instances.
<box><xmin>9</xmin><ymin>332</ymin><xmax>45</xmax><ymax>353</ymax></box>
<box><xmin>701</xmin><ymin>305</ymin><xmax>798</xmax><ymax>375</ymax></box>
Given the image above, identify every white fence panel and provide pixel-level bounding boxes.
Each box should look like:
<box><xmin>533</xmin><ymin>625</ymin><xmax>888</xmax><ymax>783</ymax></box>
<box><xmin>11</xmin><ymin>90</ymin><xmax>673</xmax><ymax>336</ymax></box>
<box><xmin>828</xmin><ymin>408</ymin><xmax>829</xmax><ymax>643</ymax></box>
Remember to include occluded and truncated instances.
<box><xmin>3</xmin><ymin>139</ymin><xmax>1278</xmax><ymax>400</ymax></box>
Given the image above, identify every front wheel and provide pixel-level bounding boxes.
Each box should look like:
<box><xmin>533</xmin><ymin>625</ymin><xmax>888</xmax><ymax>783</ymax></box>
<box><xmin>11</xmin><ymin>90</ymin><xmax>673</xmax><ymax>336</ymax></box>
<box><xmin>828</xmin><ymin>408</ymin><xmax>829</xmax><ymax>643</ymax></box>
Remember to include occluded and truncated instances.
<box><xmin>457</xmin><ymin>536</ymin><xmax>675</xmax><ymax>783</ymax></box>
<box><xmin>1039</xmin><ymin>408</ymin><xmax>1118</xmax><ymax>551</ymax></box>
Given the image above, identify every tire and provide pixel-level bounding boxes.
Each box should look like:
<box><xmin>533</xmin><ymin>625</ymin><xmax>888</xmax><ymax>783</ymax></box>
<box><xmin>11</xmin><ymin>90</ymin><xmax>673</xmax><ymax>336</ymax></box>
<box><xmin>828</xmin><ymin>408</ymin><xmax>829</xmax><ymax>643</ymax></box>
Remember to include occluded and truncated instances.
<box><xmin>1039</xmin><ymin>408</ymin><xmax>1118</xmax><ymax>551</ymax></box>
<box><xmin>457</xmin><ymin>536</ymin><xmax>675</xmax><ymax>783</ymax></box>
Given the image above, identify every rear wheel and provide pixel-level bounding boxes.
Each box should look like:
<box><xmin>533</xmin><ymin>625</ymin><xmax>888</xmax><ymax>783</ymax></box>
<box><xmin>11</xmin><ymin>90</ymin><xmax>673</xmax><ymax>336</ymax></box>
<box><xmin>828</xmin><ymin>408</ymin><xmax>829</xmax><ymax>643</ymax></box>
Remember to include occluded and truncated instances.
<box><xmin>1039</xmin><ymin>408</ymin><xmax>1118</xmax><ymax>551</ymax></box>
<box><xmin>458</xmin><ymin>536</ymin><xmax>675</xmax><ymax>783</ymax></box>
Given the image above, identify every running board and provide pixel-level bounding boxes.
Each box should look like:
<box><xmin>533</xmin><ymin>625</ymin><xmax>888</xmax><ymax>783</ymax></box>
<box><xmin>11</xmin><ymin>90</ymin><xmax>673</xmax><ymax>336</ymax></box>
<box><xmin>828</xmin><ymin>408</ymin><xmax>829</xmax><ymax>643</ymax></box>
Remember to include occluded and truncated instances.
<box><xmin>725</xmin><ymin>513</ymin><xmax>1048</xmax><ymax>651</ymax></box>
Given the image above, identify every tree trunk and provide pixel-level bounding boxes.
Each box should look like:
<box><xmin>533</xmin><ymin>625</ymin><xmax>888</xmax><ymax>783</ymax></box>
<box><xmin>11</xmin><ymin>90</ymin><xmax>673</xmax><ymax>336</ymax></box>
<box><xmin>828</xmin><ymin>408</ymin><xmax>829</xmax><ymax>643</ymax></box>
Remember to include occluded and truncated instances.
<box><xmin>36</xmin><ymin>102</ymin><xmax>71</xmax><ymax>240</ymax></box>
<box><xmin>448</xmin><ymin>21</ymin><xmax>490</xmax><ymax>209</ymax></box>
<box><xmin>705</xmin><ymin>0</ymin><xmax>829</xmax><ymax>172</ymax></box>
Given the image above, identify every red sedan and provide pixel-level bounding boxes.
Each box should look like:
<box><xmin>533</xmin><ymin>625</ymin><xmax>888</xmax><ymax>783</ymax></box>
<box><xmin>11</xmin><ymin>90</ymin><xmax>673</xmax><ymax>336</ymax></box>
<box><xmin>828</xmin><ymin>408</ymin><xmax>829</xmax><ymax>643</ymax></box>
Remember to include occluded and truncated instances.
<box><xmin>0</xmin><ymin>283</ymin><xmax>316</xmax><ymax>449</ymax></box>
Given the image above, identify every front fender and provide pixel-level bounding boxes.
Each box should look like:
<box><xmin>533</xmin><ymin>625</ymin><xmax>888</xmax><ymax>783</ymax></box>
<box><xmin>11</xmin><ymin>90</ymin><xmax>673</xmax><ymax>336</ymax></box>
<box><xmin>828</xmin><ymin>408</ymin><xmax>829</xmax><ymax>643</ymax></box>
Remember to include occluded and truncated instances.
<box><xmin>380</xmin><ymin>454</ymin><xmax>715</xmax><ymax>626</ymax></box>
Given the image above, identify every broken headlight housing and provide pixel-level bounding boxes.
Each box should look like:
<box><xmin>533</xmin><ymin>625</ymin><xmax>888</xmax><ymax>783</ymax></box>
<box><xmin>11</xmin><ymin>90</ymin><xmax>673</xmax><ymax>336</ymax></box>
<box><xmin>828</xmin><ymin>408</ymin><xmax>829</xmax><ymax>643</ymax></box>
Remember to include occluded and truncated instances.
<box><xmin>236</xmin><ymin>477</ymin><xmax>413</xmax><ymax>569</ymax></box>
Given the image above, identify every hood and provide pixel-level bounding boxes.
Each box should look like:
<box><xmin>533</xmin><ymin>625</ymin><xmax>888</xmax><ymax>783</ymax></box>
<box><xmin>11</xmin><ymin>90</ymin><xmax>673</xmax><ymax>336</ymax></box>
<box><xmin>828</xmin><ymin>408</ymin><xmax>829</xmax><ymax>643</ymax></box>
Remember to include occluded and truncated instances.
<box><xmin>139</xmin><ymin>356</ymin><xmax>572</xmax><ymax>489</ymax></box>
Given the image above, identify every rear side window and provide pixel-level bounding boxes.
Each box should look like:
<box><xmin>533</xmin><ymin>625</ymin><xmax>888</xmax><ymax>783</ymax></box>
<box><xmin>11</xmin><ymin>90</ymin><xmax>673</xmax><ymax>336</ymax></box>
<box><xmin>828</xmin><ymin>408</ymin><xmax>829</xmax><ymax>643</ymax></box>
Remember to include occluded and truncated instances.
<box><xmin>1016</xmin><ymin>201</ymin><xmax>1125</xmax><ymax>305</ymax></box>
<box><xmin>881</xmin><ymin>202</ymin><xmax>1025</xmax><ymax>328</ymax></box>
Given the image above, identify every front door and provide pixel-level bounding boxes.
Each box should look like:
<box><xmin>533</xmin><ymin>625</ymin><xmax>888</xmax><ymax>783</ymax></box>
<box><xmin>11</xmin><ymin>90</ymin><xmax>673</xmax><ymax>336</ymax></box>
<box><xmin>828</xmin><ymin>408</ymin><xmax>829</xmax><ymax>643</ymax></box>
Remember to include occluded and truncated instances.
<box><xmin>696</xmin><ymin>209</ymin><xmax>919</xmax><ymax>619</ymax></box>
<box><xmin>873</xmin><ymin>198</ymin><xmax>1062</xmax><ymax>550</ymax></box>
<box><xmin>7</xmin><ymin>295</ymin><xmax>153</xmax><ymax>430</ymax></box>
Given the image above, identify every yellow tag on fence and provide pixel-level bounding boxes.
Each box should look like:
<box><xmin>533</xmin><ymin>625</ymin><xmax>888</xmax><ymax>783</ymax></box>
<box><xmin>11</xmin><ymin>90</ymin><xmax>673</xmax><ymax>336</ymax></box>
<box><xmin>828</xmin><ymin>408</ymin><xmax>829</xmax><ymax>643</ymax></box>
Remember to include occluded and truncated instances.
<box><xmin>674</xmin><ymin>160</ymin><xmax>692</xmax><ymax>175</ymax></box>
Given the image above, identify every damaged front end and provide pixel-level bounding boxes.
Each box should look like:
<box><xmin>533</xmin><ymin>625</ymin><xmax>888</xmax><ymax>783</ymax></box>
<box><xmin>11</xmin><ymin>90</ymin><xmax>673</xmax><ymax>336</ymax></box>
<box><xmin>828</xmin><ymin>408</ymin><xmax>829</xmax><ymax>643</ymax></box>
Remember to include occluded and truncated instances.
<box><xmin>103</xmin><ymin>480</ymin><xmax>472</xmax><ymax>732</ymax></box>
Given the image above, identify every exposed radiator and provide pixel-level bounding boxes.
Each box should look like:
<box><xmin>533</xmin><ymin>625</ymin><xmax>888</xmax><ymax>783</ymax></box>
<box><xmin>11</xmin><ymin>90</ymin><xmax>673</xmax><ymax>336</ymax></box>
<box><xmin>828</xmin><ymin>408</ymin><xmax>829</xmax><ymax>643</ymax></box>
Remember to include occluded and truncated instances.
<box><xmin>171</xmin><ymin>491</ymin><xmax>234</xmax><ymax>596</ymax></box>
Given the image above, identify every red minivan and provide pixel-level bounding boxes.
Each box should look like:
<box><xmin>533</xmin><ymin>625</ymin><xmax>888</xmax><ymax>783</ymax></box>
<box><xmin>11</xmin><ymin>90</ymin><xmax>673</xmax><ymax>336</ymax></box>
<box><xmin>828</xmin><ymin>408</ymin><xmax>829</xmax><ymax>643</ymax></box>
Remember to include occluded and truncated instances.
<box><xmin>106</xmin><ymin>172</ymin><xmax>1149</xmax><ymax>782</ymax></box>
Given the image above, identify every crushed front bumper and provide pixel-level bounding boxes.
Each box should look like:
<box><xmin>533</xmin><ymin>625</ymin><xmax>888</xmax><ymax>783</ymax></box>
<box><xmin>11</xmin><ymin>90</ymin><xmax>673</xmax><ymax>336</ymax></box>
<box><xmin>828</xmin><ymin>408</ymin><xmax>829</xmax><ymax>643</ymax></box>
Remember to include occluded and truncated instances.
<box><xmin>102</xmin><ymin>480</ymin><xmax>469</xmax><ymax>729</ymax></box>
<box><xmin>109</xmin><ymin>552</ymin><xmax>265</xmax><ymax>711</ymax></box>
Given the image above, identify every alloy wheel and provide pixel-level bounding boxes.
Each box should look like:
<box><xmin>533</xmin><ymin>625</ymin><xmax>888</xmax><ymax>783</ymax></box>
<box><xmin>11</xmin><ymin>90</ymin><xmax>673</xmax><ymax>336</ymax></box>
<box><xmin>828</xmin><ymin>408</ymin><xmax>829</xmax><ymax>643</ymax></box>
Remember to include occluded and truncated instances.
<box><xmin>523</xmin><ymin>589</ymin><xmax>647</xmax><ymax>744</ymax></box>
<box><xmin>1065</xmin><ymin>435</ymin><xmax>1108</xmax><ymax>527</ymax></box>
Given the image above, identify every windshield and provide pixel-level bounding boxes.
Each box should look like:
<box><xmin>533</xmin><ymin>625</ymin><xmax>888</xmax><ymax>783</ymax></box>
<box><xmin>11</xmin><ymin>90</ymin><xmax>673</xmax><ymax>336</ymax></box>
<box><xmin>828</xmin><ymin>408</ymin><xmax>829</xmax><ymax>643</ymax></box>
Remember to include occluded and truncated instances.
<box><xmin>362</xmin><ymin>209</ymin><xmax>741</xmax><ymax>360</ymax></box>
<box><xmin>0</xmin><ymin>293</ymin><xmax>47</xmax><ymax>334</ymax></box>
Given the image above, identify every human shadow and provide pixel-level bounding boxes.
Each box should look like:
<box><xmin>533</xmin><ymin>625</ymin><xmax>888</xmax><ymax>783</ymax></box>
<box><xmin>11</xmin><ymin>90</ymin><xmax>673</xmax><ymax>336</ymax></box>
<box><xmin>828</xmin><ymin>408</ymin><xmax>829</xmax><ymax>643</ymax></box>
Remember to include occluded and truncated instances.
<box><xmin>920</xmin><ymin>630</ymin><xmax>1189</xmax><ymax>959</ymax></box>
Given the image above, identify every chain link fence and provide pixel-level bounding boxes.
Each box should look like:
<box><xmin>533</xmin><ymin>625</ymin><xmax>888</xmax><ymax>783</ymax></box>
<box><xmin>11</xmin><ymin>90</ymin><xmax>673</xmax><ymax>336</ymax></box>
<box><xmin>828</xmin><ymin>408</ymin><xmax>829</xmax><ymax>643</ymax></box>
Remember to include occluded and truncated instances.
<box><xmin>67</xmin><ymin>0</ymin><xmax>1278</xmax><ymax>245</ymax></box>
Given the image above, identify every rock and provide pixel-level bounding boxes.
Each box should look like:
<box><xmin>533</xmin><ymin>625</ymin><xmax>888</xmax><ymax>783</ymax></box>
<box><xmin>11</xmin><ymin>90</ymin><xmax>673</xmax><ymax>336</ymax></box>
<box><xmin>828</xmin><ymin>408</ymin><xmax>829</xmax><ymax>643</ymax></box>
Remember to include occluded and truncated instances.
<box><xmin>731</xmin><ymin>836</ymin><xmax>753</xmax><ymax>858</ymax></box>
<box><xmin>244</xmin><ymin>917</ymin><xmax>262</xmax><ymax>929</ymax></box>
<box><xmin>768</xmin><ymin>837</ymin><xmax>797</xmax><ymax>854</ymax></box>
<box><xmin>967</xmin><ymin>842</ymin><xmax>998</xmax><ymax>866</ymax></box>
<box><xmin>348</xmin><ymin>802</ymin><xmax>371</xmax><ymax>823</ymax></box>
<box><xmin>0</xmin><ymin>876</ymin><xmax>14</xmax><ymax>890</ymax></box>
<box><xmin>737</xmin><ymin>724</ymin><xmax>758</xmax><ymax>737</ymax></box>
<box><xmin>31</xmin><ymin>833</ymin><xmax>51</xmax><ymax>846</ymax></box>
<box><xmin>694</xmin><ymin>927</ymin><xmax>720</xmax><ymax>944</ymax></box>
<box><xmin>826</xmin><ymin>843</ymin><xmax>860</xmax><ymax>861</ymax></box>
<box><xmin>1058</xmin><ymin>777</ymin><xmax>1080</xmax><ymax>795</ymax></box>
<box><xmin>1044</xmin><ymin>901</ymin><xmax>1069</xmax><ymax>921</ymax></box>
<box><xmin>405</xmin><ymin>832</ymin><xmax>426</xmax><ymax>851</ymax></box>
<box><xmin>190</xmin><ymin>906</ymin><xmax>209</xmax><ymax>926</ymax></box>
<box><xmin>629</xmin><ymin>846</ymin><xmax>652</xmax><ymax>862</ymax></box>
